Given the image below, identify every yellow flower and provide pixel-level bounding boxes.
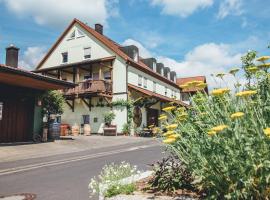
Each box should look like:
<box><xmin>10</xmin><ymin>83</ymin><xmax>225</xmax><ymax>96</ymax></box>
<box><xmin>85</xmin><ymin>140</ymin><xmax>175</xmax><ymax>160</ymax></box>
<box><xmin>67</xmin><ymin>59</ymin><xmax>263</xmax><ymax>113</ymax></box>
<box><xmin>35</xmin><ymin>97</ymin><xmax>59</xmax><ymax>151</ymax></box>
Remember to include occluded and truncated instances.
<box><xmin>229</xmin><ymin>68</ymin><xmax>240</xmax><ymax>76</ymax></box>
<box><xmin>231</xmin><ymin>112</ymin><xmax>244</xmax><ymax>119</ymax></box>
<box><xmin>179</xmin><ymin>84</ymin><xmax>189</xmax><ymax>89</ymax></box>
<box><xmin>207</xmin><ymin>130</ymin><xmax>217</xmax><ymax>136</ymax></box>
<box><xmin>256</xmin><ymin>56</ymin><xmax>270</xmax><ymax>62</ymax></box>
<box><xmin>148</xmin><ymin>125</ymin><xmax>155</xmax><ymax>128</ymax></box>
<box><xmin>216</xmin><ymin>73</ymin><xmax>226</xmax><ymax>79</ymax></box>
<box><xmin>258</xmin><ymin>63</ymin><xmax>270</xmax><ymax>69</ymax></box>
<box><xmin>197</xmin><ymin>83</ymin><xmax>207</xmax><ymax>89</ymax></box>
<box><xmin>236</xmin><ymin>90</ymin><xmax>257</xmax><ymax>97</ymax></box>
<box><xmin>158</xmin><ymin>115</ymin><xmax>167</xmax><ymax>121</ymax></box>
<box><xmin>163</xmin><ymin>131</ymin><xmax>174</xmax><ymax>137</ymax></box>
<box><xmin>186</xmin><ymin>80</ymin><xmax>204</xmax><ymax>86</ymax></box>
<box><xmin>168</xmin><ymin>134</ymin><xmax>180</xmax><ymax>139</ymax></box>
<box><xmin>166</xmin><ymin>124</ymin><xmax>178</xmax><ymax>130</ymax></box>
<box><xmin>162</xmin><ymin>106</ymin><xmax>176</xmax><ymax>112</ymax></box>
<box><xmin>211</xmin><ymin>88</ymin><xmax>230</xmax><ymax>96</ymax></box>
<box><xmin>246</xmin><ymin>66</ymin><xmax>259</xmax><ymax>73</ymax></box>
<box><xmin>211</xmin><ymin>125</ymin><xmax>228</xmax><ymax>132</ymax></box>
<box><xmin>263</xmin><ymin>128</ymin><xmax>270</xmax><ymax>137</ymax></box>
<box><xmin>163</xmin><ymin>138</ymin><xmax>176</xmax><ymax>144</ymax></box>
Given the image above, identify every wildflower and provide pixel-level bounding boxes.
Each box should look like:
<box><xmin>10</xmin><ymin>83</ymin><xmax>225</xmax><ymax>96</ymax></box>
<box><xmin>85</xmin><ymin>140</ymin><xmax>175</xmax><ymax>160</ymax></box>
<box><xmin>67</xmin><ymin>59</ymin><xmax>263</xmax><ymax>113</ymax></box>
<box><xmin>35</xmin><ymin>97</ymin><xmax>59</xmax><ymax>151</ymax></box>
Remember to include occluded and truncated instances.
<box><xmin>163</xmin><ymin>137</ymin><xmax>176</xmax><ymax>144</ymax></box>
<box><xmin>229</xmin><ymin>68</ymin><xmax>240</xmax><ymax>76</ymax></box>
<box><xmin>177</xmin><ymin>107</ymin><xmax>186</xmax><ymax>112</ymax></box>
<box><xmin>263</xmin><ymin>128</ymin><xmax>270</xmax><ymax>137</ymax></box>
<box><xmin>158</xmin><ymin>115</ymin><xmax>167</xmax><ymax>121</ymax></box>
<box><xmin>211</xmin><ymin>88</ymin><xmax>230</xmax><ymax>96</ymax></box>
<box><xmin>216</xmin><ymin>73</ymin><xmax>226</xmax><ymax>79</ymax></box>
<box><xmin>258</xmin><ymin>63</ymin><xmax>270</xmax><ymax>69</ymax></box>
<box><xmin>211</xmin><ymin>125</ymin><xmax>228</xmax><ymax>132</ymax></box>
<box><xmin>163</xmin><ymin>131</ymin><xmax>174</xmax><ymax>137</ymax></box>
<box><xmin>256</xmin><ymin>56</ymin><xmax>270</xmax><ymax>62</ymax></box>
<box><xmin>168</xmin><ymin>134</ymin><xmax>180</xmax><ymax>139</ymax></box>
<box><xmin>179</xmin><ymin>84</ymin><xmax>189</xmax><ymax>89</ymax></box>
<box><xmin>186</xmin><ymin>80</ymin><xmax>204</xmax><ymax>86</ymax></box>
<box><xmin>197</xmin><ymin>83</ymin><xmax>207</xmax><ymax>89</ymax></box>
<box><xmin>236</xmin><ymin>90</ymin><xmax>257</xmax><ymax>97</ymax></box>
<box><xmin>207</xmin><ymin>130</ymin><xmax>217</xmax><ymax>136</ymax></box>
<box><xmin>166</xmin><ymin>124</ymin><xmax>178</xmax><ymax>130</ymax></box>
<box><xmin>231</xmin><ymin>112</ymin><xmax>244</xmax><ymax>119</ymax></box>
<box><xmin>162</xmin><ymin>106</ymin><xmax>176</xmax><ymax>112</ymax></box>
<box><xmin>246</xmin><ymin>66</ymin><xmax>259</xmax><ymax>74</ymax></box>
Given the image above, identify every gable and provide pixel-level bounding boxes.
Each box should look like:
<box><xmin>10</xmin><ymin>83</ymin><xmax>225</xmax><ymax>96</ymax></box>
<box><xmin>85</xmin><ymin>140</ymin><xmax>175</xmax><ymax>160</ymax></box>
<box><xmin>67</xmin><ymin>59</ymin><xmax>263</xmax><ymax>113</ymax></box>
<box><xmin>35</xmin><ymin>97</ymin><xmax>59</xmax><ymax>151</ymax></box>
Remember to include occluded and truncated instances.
<box><xmin>38</xmin><ymin>23</ymin><xmax>118</xmax><ymax>70</ymax></box>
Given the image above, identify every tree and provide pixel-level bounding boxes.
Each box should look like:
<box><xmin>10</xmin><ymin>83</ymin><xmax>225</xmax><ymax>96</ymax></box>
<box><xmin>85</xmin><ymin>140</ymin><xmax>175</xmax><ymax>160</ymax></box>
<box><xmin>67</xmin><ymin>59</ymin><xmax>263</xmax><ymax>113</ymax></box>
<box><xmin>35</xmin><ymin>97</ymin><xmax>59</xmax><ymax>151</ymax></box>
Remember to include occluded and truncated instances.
<box><xmin>41</xmin><ymin>90</ymin><xmax>65</xmax><ymax>125</ymax></box>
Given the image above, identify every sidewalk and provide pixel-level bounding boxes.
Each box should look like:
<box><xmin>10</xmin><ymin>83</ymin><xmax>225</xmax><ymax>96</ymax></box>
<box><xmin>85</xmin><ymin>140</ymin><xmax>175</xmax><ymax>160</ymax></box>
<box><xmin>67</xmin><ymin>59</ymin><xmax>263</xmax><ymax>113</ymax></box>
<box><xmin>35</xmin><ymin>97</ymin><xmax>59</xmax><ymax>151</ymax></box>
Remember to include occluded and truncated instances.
<box><xmin>0</xmin><ymin>136</ymin><xmax>156</xmax><ymax>163</ymax></box>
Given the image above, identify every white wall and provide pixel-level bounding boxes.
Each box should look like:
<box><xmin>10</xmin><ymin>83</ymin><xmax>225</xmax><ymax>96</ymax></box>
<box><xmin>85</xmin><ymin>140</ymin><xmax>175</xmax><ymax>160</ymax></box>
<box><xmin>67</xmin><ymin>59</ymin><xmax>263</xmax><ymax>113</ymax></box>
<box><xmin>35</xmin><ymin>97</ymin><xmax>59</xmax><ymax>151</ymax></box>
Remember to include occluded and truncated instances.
<box><xmin>128</xmin><ymin>66</ymin><xmax>181</xmax><ymax>100</ymax></box>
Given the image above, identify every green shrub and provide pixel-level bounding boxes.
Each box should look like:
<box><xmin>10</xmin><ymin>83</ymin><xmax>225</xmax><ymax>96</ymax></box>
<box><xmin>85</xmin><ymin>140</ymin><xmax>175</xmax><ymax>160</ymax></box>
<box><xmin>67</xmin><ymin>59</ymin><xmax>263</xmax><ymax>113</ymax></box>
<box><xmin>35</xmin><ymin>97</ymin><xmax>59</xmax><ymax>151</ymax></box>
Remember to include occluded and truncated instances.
<box><xmin>104</xmin><ymin>112</ymin><xmax>116</xmax><ymax>126</ymax></box>
<box><xmin>149</xmin><ymin>155</ymin><xmax>194</xmax><ymax>193</ymax></box>
<box><xmin>105</xmin><ymin>184</ymin><xmax>136</xmax><ymax>197</ymax></box>
<box><xmin>160</xmin><ymin>52</ymin><xmax>270</xmax><ymax>199</ymax></box>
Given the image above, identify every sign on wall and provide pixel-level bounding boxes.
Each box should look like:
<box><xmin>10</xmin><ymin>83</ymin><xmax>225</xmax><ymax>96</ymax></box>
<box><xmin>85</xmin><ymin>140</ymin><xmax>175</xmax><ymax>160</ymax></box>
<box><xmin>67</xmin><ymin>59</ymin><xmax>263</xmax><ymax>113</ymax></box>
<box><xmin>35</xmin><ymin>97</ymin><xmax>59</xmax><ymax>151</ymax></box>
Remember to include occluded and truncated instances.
<box><xmin>0</xmin><ymin>102</ymin><xmax>3</xmax><ymax>120</ymax></box>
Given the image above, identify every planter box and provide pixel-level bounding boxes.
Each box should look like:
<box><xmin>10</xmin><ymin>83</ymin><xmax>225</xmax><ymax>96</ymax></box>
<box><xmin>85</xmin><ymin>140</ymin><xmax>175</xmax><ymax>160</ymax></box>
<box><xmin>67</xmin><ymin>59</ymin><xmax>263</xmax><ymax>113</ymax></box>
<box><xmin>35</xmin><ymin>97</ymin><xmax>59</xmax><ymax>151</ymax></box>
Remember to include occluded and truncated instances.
<box><xmin>103</xmin><ymin>125</ymin><xmax>117</xmax><ymax>136</ymax></box>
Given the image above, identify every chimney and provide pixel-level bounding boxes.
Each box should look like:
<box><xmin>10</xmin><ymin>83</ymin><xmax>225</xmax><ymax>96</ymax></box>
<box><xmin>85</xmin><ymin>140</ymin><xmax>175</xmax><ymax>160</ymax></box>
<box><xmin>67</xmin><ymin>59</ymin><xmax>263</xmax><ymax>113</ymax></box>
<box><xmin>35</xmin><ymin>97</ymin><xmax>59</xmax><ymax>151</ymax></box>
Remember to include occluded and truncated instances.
<box><xmin>6</xmin><ymin>44</ymin><xmax>19</xmax><ymax>68</ymax></box>
<box><xmin>95</xmin><ymin>23</ymin><xmax>103</xmax><ymax>35</ymax></box>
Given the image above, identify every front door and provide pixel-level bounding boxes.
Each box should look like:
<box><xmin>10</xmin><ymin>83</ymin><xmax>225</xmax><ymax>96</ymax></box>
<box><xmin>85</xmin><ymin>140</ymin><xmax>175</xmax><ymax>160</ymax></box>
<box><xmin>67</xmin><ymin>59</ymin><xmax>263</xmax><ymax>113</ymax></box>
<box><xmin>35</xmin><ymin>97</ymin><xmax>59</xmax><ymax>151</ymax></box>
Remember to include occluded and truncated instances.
<box><xmin>146</xmin><ymin>108</ymin><xmax>159</xmax><ymax>127</ymax></box>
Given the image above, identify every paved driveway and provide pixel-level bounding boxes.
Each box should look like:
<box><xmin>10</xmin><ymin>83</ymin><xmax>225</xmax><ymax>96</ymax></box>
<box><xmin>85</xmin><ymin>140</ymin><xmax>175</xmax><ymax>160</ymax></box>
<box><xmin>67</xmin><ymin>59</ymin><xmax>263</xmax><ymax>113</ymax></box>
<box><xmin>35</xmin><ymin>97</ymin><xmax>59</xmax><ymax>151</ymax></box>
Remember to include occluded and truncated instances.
<box><xmin>0</xmin><ymin>136</ymin><xmax>158</xmax><ymax>162</ymax></box>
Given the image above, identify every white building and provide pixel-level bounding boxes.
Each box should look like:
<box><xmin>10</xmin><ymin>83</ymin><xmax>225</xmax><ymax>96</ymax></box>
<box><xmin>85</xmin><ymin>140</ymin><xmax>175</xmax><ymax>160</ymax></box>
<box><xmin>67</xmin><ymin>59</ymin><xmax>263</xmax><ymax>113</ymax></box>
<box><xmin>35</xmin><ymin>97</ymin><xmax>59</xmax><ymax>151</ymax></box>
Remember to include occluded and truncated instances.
<box><xmin>34</xmin><ymin>19</ymin><xmax>188</xmax><ymax>134</ymax></box>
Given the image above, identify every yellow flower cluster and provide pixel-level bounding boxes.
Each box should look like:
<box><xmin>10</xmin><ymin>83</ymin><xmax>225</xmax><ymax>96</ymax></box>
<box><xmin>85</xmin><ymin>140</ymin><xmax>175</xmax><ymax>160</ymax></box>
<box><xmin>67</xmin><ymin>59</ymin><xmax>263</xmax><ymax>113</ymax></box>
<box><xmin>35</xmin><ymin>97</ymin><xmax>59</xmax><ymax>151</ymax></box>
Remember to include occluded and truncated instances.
<box><xmin>158</xmin><ymin>114</ymin><xmax>167</xmax><ymax>121</ymax></box>
<box><xmin>246</xmin><ymin>66</ymin><xmax>259</xmax><ymax>74</ymax></box>
<box><xmin>256</xmin><ymin>56</ymin><xmax>270</xmax><ymax>62</ymax></box>
<box><xmin>216</xmin><ymin>73</ymin><xmax>226</xmax><ymax>79</ymax></box>
<box><xmin>263</xmin><ymin>128</ymin><xmax>270</xmax><ymax>138</ymax></box>
<box><xmin>258</xmin><ymin>63</ymin><xmax>270</xmax><ymax>69</ymax></box>
<box><xmin>236</xmin><ymin>90</ymin><xmax>257</xmax><ymax>97</ymax></box>
<box><xmin>211</xmin><ymin>88</ymin><xmax>230</xmax><ymax>96</ymax></box>
<box><xmin>179</xmin><ymin>80</ymin><xmax>207</xmax><ymax>90</ymax></box>
<box><xmin>162</xmin><ymin>130</ymin><xmax>180</xmax><ymax>144</ymax></box>
<box><xmin>162</xmin><ymin>106</ymin><xmax>176</xmax><ymax>112</ymax></box>
<box><xmin>230</xmin><ymin>112</ymin><xmax>244</xmax><ymax>120</ymax></box>
<box><xmin>166</xmin><ymin>124</ymin><xmax>178</xmax><ymax>130</ymax></box>
<box><xmin>208</xmin><ymin>125</ymin><xmax>228</xmax><ymax>136</ymax></box>
<box><xmin>229</xmin><ymin>68</ymin><xmax>240</xmax><ymax>76</ymax></box>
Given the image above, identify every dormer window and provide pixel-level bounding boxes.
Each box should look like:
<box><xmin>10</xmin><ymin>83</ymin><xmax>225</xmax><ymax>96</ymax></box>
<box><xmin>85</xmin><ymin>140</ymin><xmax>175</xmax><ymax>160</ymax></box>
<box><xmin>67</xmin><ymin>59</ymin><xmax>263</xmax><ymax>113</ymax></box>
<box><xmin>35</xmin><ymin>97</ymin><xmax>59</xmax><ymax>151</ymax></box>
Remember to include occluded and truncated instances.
<box><xmin>153</xmin><ymin>62</ymin><xmax>157</xmax><ymax>72</ymax></box>
<box><xmin>84</xmin><ymin>47</ymin><xmax>91</xmax><ymax>59</ymax></box>
<box><xmin>133</xmin><ymin>50</ymin><xmax>138</xmax><ymax>62</ymax></box>
<box><xmin>62</xmin><ymin>52</ymin><xmax>68</xmax><ymax>63</ymax></box>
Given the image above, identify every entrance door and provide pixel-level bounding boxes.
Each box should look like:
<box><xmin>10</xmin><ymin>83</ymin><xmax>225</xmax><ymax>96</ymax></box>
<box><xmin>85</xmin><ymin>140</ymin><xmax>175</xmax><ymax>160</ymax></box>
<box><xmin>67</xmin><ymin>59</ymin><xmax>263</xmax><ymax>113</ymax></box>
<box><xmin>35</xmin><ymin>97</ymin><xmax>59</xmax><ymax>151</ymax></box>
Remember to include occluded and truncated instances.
<box><xmin>147</xmin><ymin>108</ymin><xmax>159</xmax><ymax>127</ymax></box>
<box><xmin>0</xmin><ymin>97</ymin><xmax>34</xmax><ymax>143</ymax></box>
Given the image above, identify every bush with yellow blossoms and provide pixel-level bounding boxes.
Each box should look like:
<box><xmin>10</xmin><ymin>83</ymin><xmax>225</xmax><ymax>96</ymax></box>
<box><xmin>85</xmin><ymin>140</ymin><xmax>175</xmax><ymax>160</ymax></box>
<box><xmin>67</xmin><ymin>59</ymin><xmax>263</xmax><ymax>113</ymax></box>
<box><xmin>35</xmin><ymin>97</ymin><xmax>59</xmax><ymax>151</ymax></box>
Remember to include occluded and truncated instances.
<box><xmin>160</xmin><ymin>51</ymin><xmax>270</xmax><ymax>199</ymax></box>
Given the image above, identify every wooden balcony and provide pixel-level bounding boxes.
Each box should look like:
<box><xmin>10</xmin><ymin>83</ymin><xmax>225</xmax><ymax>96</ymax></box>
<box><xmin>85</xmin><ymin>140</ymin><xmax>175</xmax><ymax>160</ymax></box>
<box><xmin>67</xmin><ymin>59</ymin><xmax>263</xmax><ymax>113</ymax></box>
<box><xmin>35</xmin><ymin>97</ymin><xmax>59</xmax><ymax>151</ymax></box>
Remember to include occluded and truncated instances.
<box><xmin>62</xmin><ymin>80</ymin><xmax>112</xmax><ymax>97</ymax></box>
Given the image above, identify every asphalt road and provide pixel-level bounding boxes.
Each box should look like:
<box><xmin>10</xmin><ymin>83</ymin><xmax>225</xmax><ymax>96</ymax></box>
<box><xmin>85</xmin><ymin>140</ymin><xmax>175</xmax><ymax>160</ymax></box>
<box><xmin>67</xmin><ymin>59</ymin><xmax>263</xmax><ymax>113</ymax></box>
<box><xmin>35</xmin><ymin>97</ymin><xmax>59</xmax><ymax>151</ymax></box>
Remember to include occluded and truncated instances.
<box><xmin>0</xmin><ymin>141</ymin><xmax>166</xmax><ymax>200</ymax></box>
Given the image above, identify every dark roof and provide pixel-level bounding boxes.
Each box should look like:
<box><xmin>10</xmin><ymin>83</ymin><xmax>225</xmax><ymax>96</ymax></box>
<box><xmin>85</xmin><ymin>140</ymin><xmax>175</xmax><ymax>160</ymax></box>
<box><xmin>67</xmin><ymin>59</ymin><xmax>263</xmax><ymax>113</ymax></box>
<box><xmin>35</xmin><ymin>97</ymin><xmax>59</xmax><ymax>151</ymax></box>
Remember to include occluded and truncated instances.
<box><xmin>35</xmin><ymin>18</ymin><xmax>179</xmax><ymax>89</ymax></box>
<box><xmin>0</xmin><ymin>64</ymin><xmax>76</xmax><ymax>90</ymax></box>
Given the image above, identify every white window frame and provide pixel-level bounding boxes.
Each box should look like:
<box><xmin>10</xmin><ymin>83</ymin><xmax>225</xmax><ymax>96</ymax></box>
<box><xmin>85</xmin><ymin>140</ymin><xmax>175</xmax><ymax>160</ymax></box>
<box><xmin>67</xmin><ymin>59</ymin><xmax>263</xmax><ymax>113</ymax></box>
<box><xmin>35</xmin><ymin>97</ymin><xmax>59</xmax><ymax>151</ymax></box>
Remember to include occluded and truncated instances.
<box><xmin>84</xmin><ymin>47</ymin><xmax>91</xmax><ymax>60</ymax></box>
<box><xmin>143</xmin><ymin>77</ymin><xmax>147</xmax><ymax>88</ymax></box>
<box><xmin>153</xmin><ymin>81</ymin><xmax>156</xmax><ymax>93</ymax></box>
<box><xmin>61</xmin><ymin>52</ymin><xmax>68</xmax><ymax>63</ymax></box>
<box><xmin>138</xmin><ymin>75</ymin><xmax>142</xmax><ymax>86</ymax></box>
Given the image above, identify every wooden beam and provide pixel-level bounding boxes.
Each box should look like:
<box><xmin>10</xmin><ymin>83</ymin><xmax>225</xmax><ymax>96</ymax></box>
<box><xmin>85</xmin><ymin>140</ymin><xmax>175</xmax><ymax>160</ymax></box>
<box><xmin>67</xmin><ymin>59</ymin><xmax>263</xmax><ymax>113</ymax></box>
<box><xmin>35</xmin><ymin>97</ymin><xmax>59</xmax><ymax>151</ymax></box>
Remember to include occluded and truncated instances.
<box><xmin>61</xmin><ymin>69</ymin><xmax>74</xmax><ymax>74</ymax></box>
<box><xmin>66</xmin><ymin>99</ymin><xmax>75</xmax><ymax>112</ymax></box>
<box><xmin>100</xmin><ymin>63</ymin><xmax>113</xmax><ymax>69</ymax></box>
<box><xmin>81</xmin><ymin>97</ymin><xmax>92</xmax><ymax>111</ymax></box>
<box><xmin>73</xmin><ymin>67</ymin><xmax>76</xmax><ymax>83</ymax></box>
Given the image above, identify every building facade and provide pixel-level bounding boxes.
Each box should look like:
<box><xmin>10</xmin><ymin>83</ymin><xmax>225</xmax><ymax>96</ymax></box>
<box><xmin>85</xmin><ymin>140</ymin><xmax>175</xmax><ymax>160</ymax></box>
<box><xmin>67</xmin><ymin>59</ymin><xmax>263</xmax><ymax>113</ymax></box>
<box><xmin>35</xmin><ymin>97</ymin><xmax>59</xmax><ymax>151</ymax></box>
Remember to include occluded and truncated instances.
<box><xmin>34</xmin><ymin>19</ymin><xmax>187</xmax><ymax>134</ymax></box>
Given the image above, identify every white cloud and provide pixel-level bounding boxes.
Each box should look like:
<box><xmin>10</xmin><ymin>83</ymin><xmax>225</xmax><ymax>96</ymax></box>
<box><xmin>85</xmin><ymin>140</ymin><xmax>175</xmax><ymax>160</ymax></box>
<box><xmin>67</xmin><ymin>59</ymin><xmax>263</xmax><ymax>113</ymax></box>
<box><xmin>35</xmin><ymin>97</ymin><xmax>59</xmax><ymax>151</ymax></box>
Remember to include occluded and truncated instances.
<box><xmin>1</xmin><ymin>0</ymin><xmax>118</xmax><ymax>27</ymax></box>
<box><xmin>217</xmin><ymin>0</ymin><xmax>244</xmax><ymax>19</ymax></box>
<box><xmin>19</xmin><ymin>46</ymin><xmax>46</xmax><ymax>70</ymax></box>
<box><xmin>151</xmin><ymin>0</ymin><xmax>214</xmax><ymax>18</ymax></box>
<box><xmin>122</xmin><ymin>39</ymin><xmax>153</xmax><ymax>58</ymax></box>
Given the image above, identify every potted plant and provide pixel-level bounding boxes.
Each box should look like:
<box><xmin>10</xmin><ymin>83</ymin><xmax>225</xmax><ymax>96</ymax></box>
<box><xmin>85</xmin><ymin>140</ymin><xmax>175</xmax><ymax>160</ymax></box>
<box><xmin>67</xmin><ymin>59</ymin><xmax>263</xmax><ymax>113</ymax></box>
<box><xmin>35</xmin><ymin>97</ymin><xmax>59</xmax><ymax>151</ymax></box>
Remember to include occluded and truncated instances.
<box><xmin>122</xmin><ymin>123</ymin><xmax>130</xmax><ymax>136</ymax></box>
<box><xmin>103</xmin><ymin>112</ymin><xmax>117</xmax><ymax>136</ymax></box>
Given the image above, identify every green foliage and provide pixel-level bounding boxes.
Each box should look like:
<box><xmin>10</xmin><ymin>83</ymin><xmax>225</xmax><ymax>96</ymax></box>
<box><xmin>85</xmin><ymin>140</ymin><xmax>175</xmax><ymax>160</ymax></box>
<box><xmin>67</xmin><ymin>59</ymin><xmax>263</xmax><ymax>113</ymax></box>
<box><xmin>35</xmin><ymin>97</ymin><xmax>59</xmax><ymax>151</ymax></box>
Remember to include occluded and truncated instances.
<box><xmin>122</xmin><ymin>123</ymin><xmax>131</xmax><ymax>134</ymax></box>
<box><xmin>88</xmin><ymin>162</ymin><xmax>139</xmax><ymax>198</ymax></box>
<box><xmin>149</xmin><ymin>155</ymin><xmax>194</xmax><ymax>193</ymax></box>
<box><xmin>105</xmin><ymin>184</ymin><xmax>136</xmax><ymax>197</ymax></box>
<box><xmin>162</xmin><ymin>51</ymin><xmax>270</xmax><ymax>199</ymax></box>
<box><xmin>104</xmin><ymin>112</ymin><xmax>116</xmax><ymax>126</ymax></box>
<box><xmin>41</xmin><ymin>90</ymin><xmax>65</xmax><ymax>116</ymax></box>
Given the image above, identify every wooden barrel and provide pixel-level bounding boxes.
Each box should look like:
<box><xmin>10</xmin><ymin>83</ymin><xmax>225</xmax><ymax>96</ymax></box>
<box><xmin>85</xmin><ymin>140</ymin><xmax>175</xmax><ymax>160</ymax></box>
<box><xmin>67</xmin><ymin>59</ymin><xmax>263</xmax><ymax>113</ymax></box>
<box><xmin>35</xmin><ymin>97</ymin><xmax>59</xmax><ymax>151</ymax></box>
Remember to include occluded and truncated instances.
<box><xmin>49</xmin><ymin>122</ymin><xmax>60</xmax><ymax>139</ymax></box>
<box><xmin>72</xmin><ymin>124</ymin><xmax>80</xmax><ymax>136</ymax></box>
<box><xmin>83</xmin><ymin>124</ymin><xmax>91</xmax><ymax>136</ymax></box>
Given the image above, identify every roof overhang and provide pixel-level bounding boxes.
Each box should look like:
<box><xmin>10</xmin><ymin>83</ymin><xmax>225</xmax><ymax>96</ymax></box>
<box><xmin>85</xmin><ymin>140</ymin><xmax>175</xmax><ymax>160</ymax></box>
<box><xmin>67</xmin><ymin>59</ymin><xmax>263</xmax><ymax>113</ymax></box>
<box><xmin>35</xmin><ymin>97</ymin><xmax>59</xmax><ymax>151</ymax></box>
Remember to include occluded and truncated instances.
<box><xmin>0</xmin><ymin>64</ymin><xmax>76</xmax><ymax>90</ymax></box>
<box><xmin>128</xmin><ymin>84</ymin><xmax>189</xmax><ymax>107</ymax></box>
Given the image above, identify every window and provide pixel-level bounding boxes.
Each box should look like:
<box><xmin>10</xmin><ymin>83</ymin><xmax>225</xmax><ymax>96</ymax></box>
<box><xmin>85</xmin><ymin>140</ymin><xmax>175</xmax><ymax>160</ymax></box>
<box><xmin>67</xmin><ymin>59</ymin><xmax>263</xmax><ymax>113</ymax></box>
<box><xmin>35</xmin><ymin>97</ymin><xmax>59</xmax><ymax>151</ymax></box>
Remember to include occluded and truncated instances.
<box><xmin>153</xmin><ymin>82</ymin><xmax>156</xmax><ymax>93</ymax></box>
<box><xmin>103</xmin><ymin>71</ymin><xmax>111</xmax><ymax>80</ymax></box>
<box><xmin>138</xmin><ymin>75</ymin><xmax>142</xmax><ymax>86</ymax></box>
<box><xmin>62</xmin><ymin>52</ymin><xmax>68</xmax><ymax>63</ymax></box>
<box><xmin>181</xmin><ymin>93</ymin><xmax>190</xmax><ymax>102</ymax></box>
<box><xmin>143</xmin><ymin>77</ymin><xmax>147</xmax><ymax>88</ymax></box>
<box><xmin>165</xmin><ymin>87</ymin><xmax>168</xmax><ymax>96</ymax></box>
<box><xmin>77</xmin><ymin>29</ymin><xmax>85</xmax><ymax>37</ymax></box>
<box><xmin>84</xmin><ymin>47</ymin><xmax>91</xmax><ymax>59</ymax></box>
<box><xmin>92</xmin><ymin>72</ymin><xmax>99</xmax><ymax>80</ymax></box>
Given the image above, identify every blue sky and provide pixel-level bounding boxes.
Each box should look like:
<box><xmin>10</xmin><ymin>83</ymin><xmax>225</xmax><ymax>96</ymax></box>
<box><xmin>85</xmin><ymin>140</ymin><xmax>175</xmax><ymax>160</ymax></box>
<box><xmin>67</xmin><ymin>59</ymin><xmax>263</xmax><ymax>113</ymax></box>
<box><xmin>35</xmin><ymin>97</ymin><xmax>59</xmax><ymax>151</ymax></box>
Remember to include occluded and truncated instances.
<box><xmin>0</xmin><ymin>0</ymin><xmax>269</xmax><ymax>86</ymax></box>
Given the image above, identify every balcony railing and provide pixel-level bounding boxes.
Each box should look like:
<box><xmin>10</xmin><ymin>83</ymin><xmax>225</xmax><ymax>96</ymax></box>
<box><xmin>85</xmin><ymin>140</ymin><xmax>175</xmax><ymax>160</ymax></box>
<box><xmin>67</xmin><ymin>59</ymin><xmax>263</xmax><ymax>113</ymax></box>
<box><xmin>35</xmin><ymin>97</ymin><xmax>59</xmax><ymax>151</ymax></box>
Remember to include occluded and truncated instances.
<box><xmin>62</xmin><ymin>80</ymin><xmax>112</xmax><ymax>96</ymax></box>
